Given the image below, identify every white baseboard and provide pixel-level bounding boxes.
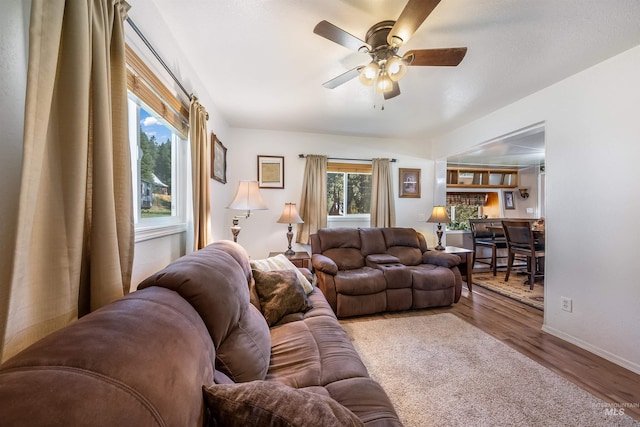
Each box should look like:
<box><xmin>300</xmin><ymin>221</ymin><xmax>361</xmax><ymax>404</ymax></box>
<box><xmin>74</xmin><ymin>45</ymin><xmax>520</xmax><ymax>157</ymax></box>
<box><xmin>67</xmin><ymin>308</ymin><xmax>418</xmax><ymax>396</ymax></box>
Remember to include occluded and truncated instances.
<box><xmin>542</xmin><ymin>324</ymin><xmax>640</xmax><ymax>375</ymax></box>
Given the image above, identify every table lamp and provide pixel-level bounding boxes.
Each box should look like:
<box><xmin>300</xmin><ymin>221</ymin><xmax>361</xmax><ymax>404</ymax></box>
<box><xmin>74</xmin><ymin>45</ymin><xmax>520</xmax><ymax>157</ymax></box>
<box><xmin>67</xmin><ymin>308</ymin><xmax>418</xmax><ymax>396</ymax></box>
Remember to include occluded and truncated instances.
<box><xmin>226</xmin><ymin>181</ymin><xmax>268</xmax><ymax>242</ymax></box>
<box><xmin>277</xmin><ymin>203</ymin><xmax>304</xmax><ymax>256</ymax></box>
<box><xmin>427</xmin><ymin>206</ymin><xmax>450</xmax><ymax>250</ymax></box>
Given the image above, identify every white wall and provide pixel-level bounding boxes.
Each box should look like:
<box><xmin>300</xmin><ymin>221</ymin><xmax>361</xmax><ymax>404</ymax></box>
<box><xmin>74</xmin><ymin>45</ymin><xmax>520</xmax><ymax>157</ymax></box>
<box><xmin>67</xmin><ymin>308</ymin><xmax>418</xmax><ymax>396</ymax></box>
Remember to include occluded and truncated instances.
<box><xmin>432</xmin><ymin>45</ymin><xmax>640</xmax><ymax>374</ymax></box>
<box><xmin>220</xmin><ymin>128</ymin><xmax>438</xmax><ymax>259</ymax></box>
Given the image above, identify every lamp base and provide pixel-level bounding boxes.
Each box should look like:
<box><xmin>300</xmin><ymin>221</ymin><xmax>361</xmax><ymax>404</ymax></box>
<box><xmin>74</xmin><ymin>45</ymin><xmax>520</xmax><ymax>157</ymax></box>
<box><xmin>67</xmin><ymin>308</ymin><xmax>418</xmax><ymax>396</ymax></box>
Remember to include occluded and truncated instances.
<box><xmin>284</xmin><ymin>225</ymin><xmax>295</xmax><ymax>256</ymax></box>
<box><xmin>434</xmin><ymin>225</ymin><xmax>445</xmax><ymax>250</ymax></box>
<box><xmin>231</xmin><ymin>218</ymin><xmax>241</xmax><ymax>243</ymax></box>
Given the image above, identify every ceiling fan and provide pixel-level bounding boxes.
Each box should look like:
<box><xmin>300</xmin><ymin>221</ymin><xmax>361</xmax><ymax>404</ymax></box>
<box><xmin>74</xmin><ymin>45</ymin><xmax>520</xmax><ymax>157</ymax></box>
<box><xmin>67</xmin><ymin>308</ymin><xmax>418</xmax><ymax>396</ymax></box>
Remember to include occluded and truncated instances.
<box><xmin>314</xmin><ymin>0</ymin><xmax>467</xmax><ymax>100</ymax></box>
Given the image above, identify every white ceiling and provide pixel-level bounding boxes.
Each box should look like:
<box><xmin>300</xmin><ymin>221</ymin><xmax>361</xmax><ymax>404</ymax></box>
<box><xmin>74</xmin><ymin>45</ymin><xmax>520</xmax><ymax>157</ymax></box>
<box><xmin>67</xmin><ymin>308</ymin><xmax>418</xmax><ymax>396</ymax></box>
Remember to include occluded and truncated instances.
<box><xmin>128</xmin><ymin>0</ymin><xmax>640</xmax><ymax>143</ymax></box>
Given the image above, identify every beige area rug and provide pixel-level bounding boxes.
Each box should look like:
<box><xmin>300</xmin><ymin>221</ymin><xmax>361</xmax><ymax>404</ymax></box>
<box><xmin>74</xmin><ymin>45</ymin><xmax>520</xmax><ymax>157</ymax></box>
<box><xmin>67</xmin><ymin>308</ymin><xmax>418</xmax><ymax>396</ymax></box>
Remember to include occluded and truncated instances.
<box><xmin>342</xmin><ymin>314</ymin><xmax>639</xmax><ymax>427</ymax></box>
<box><xmin>473</xmin><ymin>271</ymin><xmax>544</xmax><ymax>310</ymax></box>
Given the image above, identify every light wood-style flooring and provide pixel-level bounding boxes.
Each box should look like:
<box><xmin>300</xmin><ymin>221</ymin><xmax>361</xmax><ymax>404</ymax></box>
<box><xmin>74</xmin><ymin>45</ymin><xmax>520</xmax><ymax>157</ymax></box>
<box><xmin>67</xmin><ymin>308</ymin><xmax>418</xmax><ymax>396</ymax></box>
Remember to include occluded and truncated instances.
<box><xmin>341</xmin><ymin>283</ymin><xmax>640</xmax><ymax>421</ymax></box>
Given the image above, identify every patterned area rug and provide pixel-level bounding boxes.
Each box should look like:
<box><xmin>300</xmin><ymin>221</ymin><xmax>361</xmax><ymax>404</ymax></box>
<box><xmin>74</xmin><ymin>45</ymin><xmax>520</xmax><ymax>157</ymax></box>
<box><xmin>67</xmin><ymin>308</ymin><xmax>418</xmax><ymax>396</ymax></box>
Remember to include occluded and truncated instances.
<box><xmin>473</xmin><ymin>270</ymin><xmax>544</xmax><ymax>310</ymax></box>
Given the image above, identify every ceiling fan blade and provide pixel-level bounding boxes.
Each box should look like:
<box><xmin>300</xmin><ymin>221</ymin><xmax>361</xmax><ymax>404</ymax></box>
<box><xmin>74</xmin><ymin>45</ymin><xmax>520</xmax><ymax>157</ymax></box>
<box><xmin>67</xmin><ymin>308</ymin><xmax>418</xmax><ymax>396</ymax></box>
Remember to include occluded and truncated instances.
<box><xmin>322</xmin><ymin>66</ymin><xmax>363</xmax><ymax>89</ymax></box>
<box><xmin>388</xmin><ymin>0</ymin><xmax>441</xmax><ymax>47</ymax></box>
<box><xmin>384</xmin><ymin>82</ymin><xmax>401</xmax><ymax>100</ymax></box>
<box><xmin>314</xmin><ymin>20</ymin><xmax>370</xmax><ymax>52</ymax></box>
<box><xmin>405</xmin><ymin>47</ymin><xmax>467</xmax><ymax>66</ymax></box>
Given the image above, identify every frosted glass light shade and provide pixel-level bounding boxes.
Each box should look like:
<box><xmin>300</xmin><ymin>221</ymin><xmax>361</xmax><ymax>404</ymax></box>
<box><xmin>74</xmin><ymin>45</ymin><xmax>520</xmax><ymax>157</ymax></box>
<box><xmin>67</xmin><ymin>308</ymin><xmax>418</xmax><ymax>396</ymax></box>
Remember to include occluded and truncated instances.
<box><xmin>387</xmin><ymin>56</ymin><xmax>407</xmax><ymax>82</ymax></box>
<box><xmin>376</xmin><ymin>72</ymin><xmax>393</xmax><ymax>93</ymax></box>
<box><xmin>359</xmin><ymin>61</ymin><xmax>379</xmax><ymax>86</ymax></box>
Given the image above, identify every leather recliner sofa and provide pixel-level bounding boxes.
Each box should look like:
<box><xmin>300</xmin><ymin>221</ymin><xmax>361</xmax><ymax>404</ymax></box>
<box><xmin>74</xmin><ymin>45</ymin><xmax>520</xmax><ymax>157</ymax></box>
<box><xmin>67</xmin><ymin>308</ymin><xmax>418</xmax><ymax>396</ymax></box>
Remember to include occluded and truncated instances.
<box><xmin>0</xmin><ymin>241</ymin><xmax>401</xmax><ymax>426</ymax></box>
<box><xmin>311</xmin><ymin>227</ymin><xmax>462</xmax><ymax>318</ymax></box>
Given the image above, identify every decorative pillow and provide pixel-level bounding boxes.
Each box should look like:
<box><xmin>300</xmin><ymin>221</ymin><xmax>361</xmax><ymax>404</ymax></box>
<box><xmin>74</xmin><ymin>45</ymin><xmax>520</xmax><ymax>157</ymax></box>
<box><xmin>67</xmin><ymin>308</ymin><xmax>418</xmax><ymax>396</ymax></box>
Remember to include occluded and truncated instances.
<box><xmin>250</xmin><ymin>254</ymin><xmax>313</xmax><ymax>294</ymax></box>
<box><xmin>202</xmin><ymin>381</ymin><xmax>364</xmax><ymax>427</ymax></box>
<box><xmin>252</xmin><ymin>269</ymin><xmax>313</xmax><ymax>326</ymax></box>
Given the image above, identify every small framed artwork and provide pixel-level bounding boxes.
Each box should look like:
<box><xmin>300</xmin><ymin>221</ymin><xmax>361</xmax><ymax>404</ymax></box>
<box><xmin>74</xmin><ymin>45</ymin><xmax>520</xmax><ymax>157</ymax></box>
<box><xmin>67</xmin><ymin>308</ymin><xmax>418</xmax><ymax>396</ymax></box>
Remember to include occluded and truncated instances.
<box><xmin>211</xmin><ymin>134</ymin><xmax>227</xmax><ymax>184</ymax></box>
<box><xmin>257</xmin><ymin>155</ymin><xmax>284</xmax><ymax>189</ymax></box>
<box><xmin>399</xmin><ymin>168</ymin><xmax>421</xmax><ymax>198</ymax></box>
<box><xmin>504</xmin><ymin>191</ymin><xmax>516</xmax><ymax>210</ymax></box>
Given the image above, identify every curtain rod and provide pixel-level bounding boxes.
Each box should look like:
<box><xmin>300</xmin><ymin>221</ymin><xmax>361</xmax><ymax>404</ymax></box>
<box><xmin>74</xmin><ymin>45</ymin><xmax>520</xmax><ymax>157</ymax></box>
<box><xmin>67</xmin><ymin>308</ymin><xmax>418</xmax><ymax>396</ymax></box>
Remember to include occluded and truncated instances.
<box><xmin>126</xmin><ymin>17</ymin><xmax>190</xmax><ymax>99</ymax></box>
<box><xmin>126</xmin><ymin>17</ymin><xmax>209</xmax><ymax>120</ymax></box>
<box><xmin>298</xmin><ymin>154</ymin><xmax>397</xmax><ymax>163</ymax></box>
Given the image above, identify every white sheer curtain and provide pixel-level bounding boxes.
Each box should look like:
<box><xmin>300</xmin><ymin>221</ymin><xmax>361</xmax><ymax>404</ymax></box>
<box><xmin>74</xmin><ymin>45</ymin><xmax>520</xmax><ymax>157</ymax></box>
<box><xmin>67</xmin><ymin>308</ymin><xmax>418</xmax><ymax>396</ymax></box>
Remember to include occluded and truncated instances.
<box><xmin>296</xmin><ymin>155</ymin><xmax>327</xmax><ymax>244</ymax></box>
<box><xmin>189</xmin><ymin>97</ymin><xmax>211</xmax><ymax>251</ymax></box>
<box><xmin>370</xmin><ymin>158</ymin><xmax>396</xmax><ymax>227</ymax></box>
<box><xmin>1</xmin><ymin>0</ymin><xmax>133</xmax><ymax>362</ymax></box>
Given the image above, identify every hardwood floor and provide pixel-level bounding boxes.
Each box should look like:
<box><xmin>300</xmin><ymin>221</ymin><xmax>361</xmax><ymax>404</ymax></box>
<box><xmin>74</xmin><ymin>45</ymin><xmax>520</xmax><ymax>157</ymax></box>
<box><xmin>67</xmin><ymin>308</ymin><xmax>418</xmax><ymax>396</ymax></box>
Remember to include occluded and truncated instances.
<box><xmin>341</xmin><ymin>284</ymin><xmax>640</xmax><ymax>421</ymax></box>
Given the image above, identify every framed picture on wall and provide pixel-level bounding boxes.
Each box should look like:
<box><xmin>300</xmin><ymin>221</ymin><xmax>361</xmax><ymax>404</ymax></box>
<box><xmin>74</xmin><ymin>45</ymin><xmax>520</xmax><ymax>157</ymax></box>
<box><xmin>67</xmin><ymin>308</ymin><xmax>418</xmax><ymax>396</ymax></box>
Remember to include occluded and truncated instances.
<box><xmin>211</xmin><ymin>134</ymin><xmax>227</xmax><ymax>184</ymax></box>
<box><xmin>257</xmin><ymin>155</ymin><xmax>284</xmax><ymax>188</ymax></box>
<box><xmin>504</xmin><ymin>191</ymin><xmax>515</xmax><ymax>209</ymax></box>
<box><xmin>399</xmin><ymin>168</ymin><xmax>421</xmax><ymax>198</ymax></box>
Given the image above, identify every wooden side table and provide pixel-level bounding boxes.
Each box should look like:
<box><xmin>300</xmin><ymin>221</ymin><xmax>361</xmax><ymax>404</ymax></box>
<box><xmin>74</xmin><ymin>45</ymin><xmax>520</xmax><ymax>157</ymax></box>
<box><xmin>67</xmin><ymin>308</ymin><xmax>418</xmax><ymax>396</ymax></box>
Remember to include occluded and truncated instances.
<box><xmin>442</xmin><ymin>246</ymin><xmax>474</xmax><ymax>291</ymax></box>
<box><xmin>268</xmin><ymin>251</ymin><xmax>311</xmax><ymax>269</ymax></box>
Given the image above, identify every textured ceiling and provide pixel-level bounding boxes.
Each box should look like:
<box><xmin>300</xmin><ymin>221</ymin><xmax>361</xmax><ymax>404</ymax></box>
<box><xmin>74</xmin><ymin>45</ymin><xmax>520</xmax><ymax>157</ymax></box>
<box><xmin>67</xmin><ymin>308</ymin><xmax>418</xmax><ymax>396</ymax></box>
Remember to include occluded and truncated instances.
<box><xmin>127</xmin><ymin>0</ymin><xmax>640</xmax><ymax>142</ymax></box>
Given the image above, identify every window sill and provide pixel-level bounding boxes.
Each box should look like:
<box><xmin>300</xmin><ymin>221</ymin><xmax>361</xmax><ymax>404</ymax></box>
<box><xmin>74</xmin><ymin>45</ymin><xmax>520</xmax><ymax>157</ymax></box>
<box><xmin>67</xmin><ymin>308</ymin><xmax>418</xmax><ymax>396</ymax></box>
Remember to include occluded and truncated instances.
<box><xmin>135</xmin><ymin>222</ymin><xmax>187</xmax><ymax>243</ymax></box>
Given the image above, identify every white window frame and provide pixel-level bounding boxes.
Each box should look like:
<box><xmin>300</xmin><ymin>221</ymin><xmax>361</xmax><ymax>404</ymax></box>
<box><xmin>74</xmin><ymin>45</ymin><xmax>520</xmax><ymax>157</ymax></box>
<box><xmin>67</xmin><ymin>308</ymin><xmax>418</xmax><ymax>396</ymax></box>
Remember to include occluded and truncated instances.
<box><xmin>326</xmin><ymin>168</ymin><xmax>371</xmax><ymax>228</ymax></box>
<box><xmin>128</xmin><ymin>95</ymin><xmax>187</xmax><ymax>242</ymax></box>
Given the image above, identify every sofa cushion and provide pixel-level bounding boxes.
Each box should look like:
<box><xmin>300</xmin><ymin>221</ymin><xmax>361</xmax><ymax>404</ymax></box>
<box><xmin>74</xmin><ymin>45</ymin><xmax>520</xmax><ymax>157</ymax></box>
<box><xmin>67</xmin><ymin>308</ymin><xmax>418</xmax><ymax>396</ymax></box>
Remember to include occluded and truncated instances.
<box><xmin>0</xmin><ymin>288</ymin><xmax>216</xmax><ymax>427</ymax></box>
<box><xmin>323</xmin><ymin>248</ymin><xmax>365</xmax><ymax>270</ymax></box>
<box><xmin>334</xmin><ymin>268</ymin><xmax>386</xmax><ymax>295</ymax></box>
<box><xmin>409</xmin><ymin>264</ymin><xmax>456</xmax><ymax>291</ymax></box>
<box><xmin>382</xmin><ymin>227</ymin><xmax>421</xmax><ymax>248</ymax></box>
<box><xmin>251</xmin><ymin>254</ymin><xmax>313</xmax><ymax>294</ymax></box>
<box><xmin>138</xmin><ymin>242</ymin><xmax>271</xmax><ymax>383</ymax></box>
<box><xmin>359</xmin><ymin>228</ymin><xmax>387</xmax><ymax>256</ymax></box>
<box><xmin>387</xmin><ymin>246</ymin><xmax>423</xmax><ymax>266</ymax></box>
<box><xmin>316</xmin><ymin>228</ymin><xmax>362</xmax><ymax>252</ymax></box>
<box><xmin>202</xmin><ymin>381</ymin><xmax>364</xmax><ymax>427</ymax></box>
<box><xmin>252</xmin><ymin>269</ymin><xmax>313</xmax><ymax>326</ymax></box>
<box><xmin>215</xmin><ymin>303</ymin><xmax>272</xmax><ymax>382</ymax></box>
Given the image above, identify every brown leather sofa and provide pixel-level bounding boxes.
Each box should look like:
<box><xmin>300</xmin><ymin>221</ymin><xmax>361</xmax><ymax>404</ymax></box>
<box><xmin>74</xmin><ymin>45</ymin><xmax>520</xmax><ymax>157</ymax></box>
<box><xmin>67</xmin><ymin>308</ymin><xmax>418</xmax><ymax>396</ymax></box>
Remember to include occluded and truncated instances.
<box><xmin>311</xmin><ymin>227</ymin><xmax>463</xmax><ymax>318</ymax></box>
<box><xmin>0</xmin><ymin>241</ymin><xmax>401</xmax><ymax>426</ymax></box>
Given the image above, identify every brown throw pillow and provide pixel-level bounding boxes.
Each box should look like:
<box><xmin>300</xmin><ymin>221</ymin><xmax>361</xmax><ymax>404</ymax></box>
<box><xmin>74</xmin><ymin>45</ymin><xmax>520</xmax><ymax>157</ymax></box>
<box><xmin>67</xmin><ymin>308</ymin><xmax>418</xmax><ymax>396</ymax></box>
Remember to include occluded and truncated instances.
<box><xmin>252</xmin><ymin>269</ymin><xmax>313</xmax><ymax>326</ymax></box>
<box><xmin>202</xmin><ymin>381</ymin><xmax>364</xmax><ymax>427</ymax></box>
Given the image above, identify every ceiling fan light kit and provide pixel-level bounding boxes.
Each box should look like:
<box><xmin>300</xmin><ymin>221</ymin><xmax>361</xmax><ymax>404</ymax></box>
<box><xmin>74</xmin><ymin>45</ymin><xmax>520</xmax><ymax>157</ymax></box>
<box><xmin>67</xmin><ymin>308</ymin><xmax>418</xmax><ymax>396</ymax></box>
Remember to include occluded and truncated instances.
<box><xmin>314</xmin><ymin>0</ymin><xmax>467</xmax><ymax>100</ymax></box>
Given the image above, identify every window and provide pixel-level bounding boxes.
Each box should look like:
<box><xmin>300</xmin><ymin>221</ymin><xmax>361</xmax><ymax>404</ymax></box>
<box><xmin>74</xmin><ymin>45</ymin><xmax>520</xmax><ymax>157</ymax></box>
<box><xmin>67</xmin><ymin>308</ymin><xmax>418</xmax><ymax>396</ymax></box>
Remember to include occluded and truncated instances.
<box><xmin>126</xmin><ymin>45</ymin><xmax>189</xmax><ymax>240</ymax></box>
<box><xmin>445</xmin><ymin>192</ymin><xmax>500</xmax><ymax>230</ymax></box>
<box><xmin>446</xmin><ymin>205</ymin><xmax>483</xmax><ymax>230</ymax></box>
<box><xmin>327</xmin><ymin>163</ymin><xmax>372</xmax><ymax>217</ymax></box>
<box><xmin>128</xmin><ymin>97</ymin><xmax>185</xmax><ymax>221</ymax></box>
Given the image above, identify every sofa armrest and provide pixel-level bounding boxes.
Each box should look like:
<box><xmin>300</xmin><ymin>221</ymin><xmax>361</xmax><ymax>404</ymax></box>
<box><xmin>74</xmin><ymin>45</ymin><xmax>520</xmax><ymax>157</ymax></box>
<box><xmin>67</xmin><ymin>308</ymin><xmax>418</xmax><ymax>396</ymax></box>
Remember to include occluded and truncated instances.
<box><xmin>422</xmin><ymin>251</ymin><xmax>461</xmax><ymax>268</ymax></box>
<box><xmin>298</xmin><ymin>267</ymin><xmax>313</xmax><ymax>283</ymax></box>
<box><xmin>311</xmin><ymin>254</ymin><xmax>338</xmax><ymax>275</ymax></box>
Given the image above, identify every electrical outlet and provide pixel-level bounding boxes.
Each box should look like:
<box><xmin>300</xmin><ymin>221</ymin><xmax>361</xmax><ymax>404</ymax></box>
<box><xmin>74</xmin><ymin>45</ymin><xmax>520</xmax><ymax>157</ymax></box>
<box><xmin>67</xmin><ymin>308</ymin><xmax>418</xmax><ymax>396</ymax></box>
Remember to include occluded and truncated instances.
<box><xmin>561</xmin><ymin>297</ymin><xmax>572</xmax><ymax>312</ymax></box>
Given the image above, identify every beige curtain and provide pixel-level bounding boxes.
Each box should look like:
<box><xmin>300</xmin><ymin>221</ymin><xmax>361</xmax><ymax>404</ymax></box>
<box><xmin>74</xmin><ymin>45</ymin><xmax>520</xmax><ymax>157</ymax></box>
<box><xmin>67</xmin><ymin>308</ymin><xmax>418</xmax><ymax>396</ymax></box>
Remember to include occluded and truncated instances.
<box><xmin>189</xmin><ymin>97</ymin><xmax>211</xmax><ymax>251</ymax></box>
<box><xmin>370</xmin><ymin>158</ymin><xmax>396</xmax><ymax>227</ymax></box>
<box><xmin>296</xmin><ymin>155</ymin><xmax>327</xmax><ymax>244</ymax></box>
<box><xmin>1</xmin><ymin>0</ymin><xmax>133</xmax><ymax>362</ymax></box>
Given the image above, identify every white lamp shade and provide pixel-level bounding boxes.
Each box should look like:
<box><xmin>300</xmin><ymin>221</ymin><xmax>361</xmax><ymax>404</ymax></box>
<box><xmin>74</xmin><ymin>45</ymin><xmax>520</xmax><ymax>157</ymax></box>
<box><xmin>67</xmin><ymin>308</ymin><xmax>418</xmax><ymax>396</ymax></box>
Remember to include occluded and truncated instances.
<box><xmin>427</xmin><ymin>206</ymin><xmax>450</xmax><ymax>224</ymax></box>
<box><xmin>227</xmin><ymin>181</ymin><xmax>268</xmax><ymax>211</ymax></box>
<box><xmin>277</xmin><ymin>203</ymin><xmax>303</xmax><ymax>224</ymax></box>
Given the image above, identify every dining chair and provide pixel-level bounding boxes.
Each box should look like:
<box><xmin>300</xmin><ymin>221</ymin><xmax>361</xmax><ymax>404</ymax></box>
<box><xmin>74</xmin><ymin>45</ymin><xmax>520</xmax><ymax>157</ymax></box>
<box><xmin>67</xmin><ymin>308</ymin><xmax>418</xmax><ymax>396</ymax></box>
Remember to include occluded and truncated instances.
<box><xmin>469</xmin><ymin>218</ymin><xmax>508</xmax><ymax>276</ymax></box>
<box><xmin>501</xmin><ymin>220</ymin><xmax>545</xmax><ymax>290</ymax></box>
